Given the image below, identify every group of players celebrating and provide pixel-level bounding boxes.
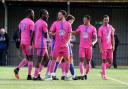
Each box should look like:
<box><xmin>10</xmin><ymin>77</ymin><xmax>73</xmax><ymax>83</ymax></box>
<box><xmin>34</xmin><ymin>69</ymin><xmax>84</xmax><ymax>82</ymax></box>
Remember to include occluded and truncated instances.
<box><xmin>14</xmin><ymin>8</ymin><xmax>115</xmax><ymax>81</ymax></box>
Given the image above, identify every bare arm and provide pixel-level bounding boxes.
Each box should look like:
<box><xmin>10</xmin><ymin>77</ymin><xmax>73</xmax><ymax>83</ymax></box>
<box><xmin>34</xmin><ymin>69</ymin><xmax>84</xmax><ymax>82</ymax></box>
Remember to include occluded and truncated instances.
<box><xmin>112</xmin><ymin>28</ymin><xmax>115</xmax><ymax>51</ymax></box>
<box><xmin>92</xmin><ymin>30</ymin><xmax>97</xmax><ymax>46</ymax></box>
<box><xmin>72</xmin><ymin>31</ymin><xmax>78</xmax><ymax>36</ymax></box>
<box><xmin>98</xmin><ymin>37</ymin><xmax>102</xmax><ymax>54</ymax></box>
<box><xmin>30</xmin><ymin>31</ymin><xmax>34</xmax><ymax>46</ymax></box>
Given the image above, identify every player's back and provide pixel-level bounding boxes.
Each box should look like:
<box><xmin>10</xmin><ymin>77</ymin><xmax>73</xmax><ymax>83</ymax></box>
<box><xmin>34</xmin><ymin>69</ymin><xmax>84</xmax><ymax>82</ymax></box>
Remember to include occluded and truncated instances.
<box><xmin>34</xmin><ymin>19</ymin><xmax>47</xmax><ymax>48</ymax></box>
<box><xmin>19</xmin><ymin>18</ymin><xmax>34</xmax><ymax>45</ymax></box>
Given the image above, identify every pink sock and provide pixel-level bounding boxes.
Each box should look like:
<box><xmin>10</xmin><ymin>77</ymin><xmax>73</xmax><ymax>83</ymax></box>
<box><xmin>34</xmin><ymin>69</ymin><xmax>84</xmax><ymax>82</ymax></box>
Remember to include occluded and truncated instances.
<box><xmin>28</xmin><ymin>61</ymin><xmax>33</xmax><ymax>75</ymax></box>
<box><xmin>60</xmin><ymin>62</ymin><xmax>66</xmax><ymax>76</ymax></box>
<box><xmin>17</xmin><ymin>58</ymin><xmax>28</xmax><ymax>69</ymax></box>
<box><xmin>50</xmin><ymin>60</ymin><xmax>56</xmax><ymax>73</ymax></box>
<box><xmin>38</xmin><ymin>64</ymin><xmax>44</xmax><ymax>74</ymax></box>
<box><xmin>46</xmin><ymin>60</ymin><xmax>51</xmax><ymax>73</ymax></box>
<box><xmin>102</xmin><ymin>63</ymin><xmax>106</xmax><ymax>76</ymax></box>
<box><xmin>86</xmin><ymin>63</ymin><xmax>91</xmax><ymax>75</ymax></box>
<box><xmin>79</xmin><ymin>62</ymin><xmax>84</xmax><ymax>76</ymax></box>
<box><xmin>106</xmin><ymin>63</ymin><xmax>109</xmax><ymax>69</ymax></box>
<box><xmin>34</xmin><ymin>68</ymin><xmax>39</xmax><ymax>78</ymax></box>
<box><xmin>65</xmin><ymin>62</ymin><xmax>69</xmax><ymax>74</ymax></box>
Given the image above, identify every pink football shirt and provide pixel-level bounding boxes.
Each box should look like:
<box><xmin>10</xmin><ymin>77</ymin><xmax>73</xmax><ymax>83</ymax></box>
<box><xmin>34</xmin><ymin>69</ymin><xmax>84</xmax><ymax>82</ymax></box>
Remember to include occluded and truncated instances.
<box><xmin>34</xmin><ymin>19</ymin><xmax>48</xmax><ymax>48</ymax></box>
<box><xmin>19</xmin><ymin>18</ymin><xmax>34</xmax><ymax>45</ymax></box>
<box><xmin>76</xmin><ymin>24</ymin><xmax>97</xmax><ymax>48</ymax></box>
<box><xmin>98</xmin><ymin>24</ymin><xmax>114</xmax><ymax>50</ymax></box>
<box><xmin>50</xmin><ymin>20</ymin><xmax>72</xmax><ymax>48</ymax></box>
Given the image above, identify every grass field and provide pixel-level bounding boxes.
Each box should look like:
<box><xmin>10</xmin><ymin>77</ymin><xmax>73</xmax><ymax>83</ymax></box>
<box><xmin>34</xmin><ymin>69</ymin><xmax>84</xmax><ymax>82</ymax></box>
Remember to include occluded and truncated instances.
<box><xmin>0</xmin><ymin>67</ymin><xmax>128</xmax><ymax>89</ymax></box>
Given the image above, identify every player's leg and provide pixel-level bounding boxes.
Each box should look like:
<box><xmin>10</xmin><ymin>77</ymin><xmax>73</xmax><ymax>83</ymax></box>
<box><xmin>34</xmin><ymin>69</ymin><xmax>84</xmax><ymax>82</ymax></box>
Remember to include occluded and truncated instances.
<box><xmin>14</xmin><ymin>45</ymin><xmax>28</xmax><ymax>79</ymax></box>
<box><xmin>52</xmin><ymin>56</ymin><xmax>62</xmax><ymax>80</ymax></box>
<box><xmin>50</xmin><ymin>47</ymin><xmax>61</xmax><ymax>80</ymax></box>
<box><xmin>45</xmin><ymin>47</ymin><xmax>54</xmax><ymax>79</ymax></box>
<box><xmin>26</xmin><ymin>45</ymin><xmax>34</xmax><ymax>80</ymax></box>
<box><xmin>60</xmin><ymin>58</ymin><xmax>66</xmax><ymax>80</ymax></box>
<box><xmin>33</xmin><ymin>49</ymin><xmax>44</xmax><ymax>80</ymax></box>
<box><xmin>40</xmin><ymin>51</ymin><xmax>49</xmax><ymax>78</ymax></box>
<box><xmin>79</xmin><ymin>47</ymin><xmax>86</xmax><ymax>80</ymax></box>
<box><xmin>63</xmin><ymin>47</ymin><xmax>78</xmax><ymax>80</ymax></box>
<box><xmin>65</xmin><ymin>60</ymin><xmax>69</xmax><ymax>76</ymax></box>
<box><xmin>106</xmin><ymin>49</ymin><xmax>113</xmax><ymax>69</ymax></box>
<box><xmin>85</xmin><ymin>48</ymin><xmax>92</xmax><ymax>79</ymax></box>
<box><xmin>101</xmin><ymin>50</ymin><xmax>107</xmax><ymax>80</ymax></box>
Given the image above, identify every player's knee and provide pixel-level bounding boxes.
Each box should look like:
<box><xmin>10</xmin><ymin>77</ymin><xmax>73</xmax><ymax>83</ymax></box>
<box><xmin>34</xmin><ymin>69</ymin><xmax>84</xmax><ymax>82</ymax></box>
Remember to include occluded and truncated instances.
<box><xmin>102</xmin><ymin>59</ymin><xmax>106</xmax><ymax>63</ymax></box>
<box><xmin>86</xmin><ymin>59</ymin><xmax>90</xmax><ymax>64</ymax></box>
<box><xmin>80</xmin><ymin>58</ymin><xmax>84</xmax><ymax>63</ymax></box>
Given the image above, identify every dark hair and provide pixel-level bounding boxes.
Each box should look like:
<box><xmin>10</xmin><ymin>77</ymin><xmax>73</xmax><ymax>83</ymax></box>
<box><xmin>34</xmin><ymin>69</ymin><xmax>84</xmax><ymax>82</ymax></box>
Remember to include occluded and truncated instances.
<box><xmin>26</xmin><ymin>9</ymin><xmax>34</xmax><ymax>16</ymax></box>
<box><xmin>66</xmin><ymin>15</ymin><xmax>75</xmax><ymax>21</ymax></box>
<box><xmin>84</xmin><ymin>15</ymin><xmax>91</xmax><ymax>21</ymax></box>
<box><xmin>59</xmin><ymin>10</ymin><xmax>67</xmax><ymax>17</ymax></box>
<box><xmin>103</xmin><ymin>15</ymin><xmax>109</xmax><ymax>18</ymax></box>
<box><xmin>39</xmin><ymin>9</ymin><xmax>48</xmax><ymax>18</ymax></box>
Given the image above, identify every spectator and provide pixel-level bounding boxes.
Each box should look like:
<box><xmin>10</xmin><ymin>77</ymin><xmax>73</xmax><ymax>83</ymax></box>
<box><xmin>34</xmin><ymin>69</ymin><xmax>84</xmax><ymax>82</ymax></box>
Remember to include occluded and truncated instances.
<box><xmin>0</xmin><ymin>28</ymin><xmax>9</xmax><ymax>66</ymax></box>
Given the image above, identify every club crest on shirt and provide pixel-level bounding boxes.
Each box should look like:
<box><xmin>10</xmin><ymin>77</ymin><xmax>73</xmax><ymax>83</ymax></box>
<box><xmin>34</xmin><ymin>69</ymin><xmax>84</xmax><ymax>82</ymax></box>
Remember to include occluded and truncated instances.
<box><xmin>59</xmin><ymin>30</ymin><xmax>65</xmax><ymax>36</ymax></box>
<box><xmin>83</xmin><ymin>32</ymin><xmax>88</xmax><ymax>39</ymax></box>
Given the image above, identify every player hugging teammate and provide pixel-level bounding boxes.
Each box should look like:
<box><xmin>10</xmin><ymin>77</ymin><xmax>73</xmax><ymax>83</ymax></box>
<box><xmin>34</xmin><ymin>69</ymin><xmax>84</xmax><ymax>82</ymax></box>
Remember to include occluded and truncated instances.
<box><xmin>14</xmin><ymin>9</ymin><xmax>115</xmax><ymax>81</ymax></box>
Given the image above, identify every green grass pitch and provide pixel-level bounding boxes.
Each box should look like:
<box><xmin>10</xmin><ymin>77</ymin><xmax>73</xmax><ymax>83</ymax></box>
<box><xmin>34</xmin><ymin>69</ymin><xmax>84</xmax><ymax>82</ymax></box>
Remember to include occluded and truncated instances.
<box><xmin>0</xmin><ymin>67</ymin><xmax>128</xmax><ymax>89</ymax></box>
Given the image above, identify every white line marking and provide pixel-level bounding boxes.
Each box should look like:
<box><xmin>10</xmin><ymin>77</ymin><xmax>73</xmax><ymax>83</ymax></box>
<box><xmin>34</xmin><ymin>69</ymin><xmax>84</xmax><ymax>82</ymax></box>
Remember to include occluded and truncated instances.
<box><xmin>109</xmin><ymin>77</ymin><xmax>128</xmax><ymax>86</ymax></box>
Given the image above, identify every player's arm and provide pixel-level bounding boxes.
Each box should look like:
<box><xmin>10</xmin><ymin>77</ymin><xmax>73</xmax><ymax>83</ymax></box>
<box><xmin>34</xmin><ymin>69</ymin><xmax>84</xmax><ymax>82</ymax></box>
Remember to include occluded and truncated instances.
<box><xmin>48</xmin><ymin>32</ymin><xmax>55</xmax><ymax>37</ymax></box>
<box><xmin>30</xmin><ymin>22</ymin><xmax>35</xmax><ymax>46</ymax></box>
<box><xmin>72</xmin><ymin>31</ymin><xmax>78</xmax><ymax>36</ymax></box>
<box><xmin>72</xmin><ymin>25</ymin><xmax>81</xmax><ymax>36</ymax></box>
<box><xmin>30</xmin><ymin>31</ymin><xmax>34</xmax><ymax>46</ymax></box>
<box><xmin>43</xmin><ymin>23</ymin><xmax>48</xmax><ymax>39</ymax></box>
<box><xmin>49</xmin><ymin>22</ymin><xmax>56</xmax><ymax>37</ymax></box>
<box><xmin>112</xmin><ymin>28</ymin><xmax>115</xmax><ymax>51</ymax></box>
<box><xmin>68</xmin><ymin>23</ymin><xmax>73</xmax><ymax>42</ymax></box>
<box><xmin>98</xmin><ymin>28</ymin><xmax>102</xmax><ymax>54</ymax></box>
<box><xmin>92</xmin><ymin>28</ymin><xmax>97</xmax><ymax>46</ymax></box>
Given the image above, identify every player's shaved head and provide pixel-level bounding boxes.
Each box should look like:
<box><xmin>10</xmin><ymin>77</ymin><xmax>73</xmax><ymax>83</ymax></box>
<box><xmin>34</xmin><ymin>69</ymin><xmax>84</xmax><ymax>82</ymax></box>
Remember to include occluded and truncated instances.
<box><xmin>26</xmin><ymin>9</ymin><xmax>34</xmax><ymax>20</ymax></box>
<box><xmin>39</xmin><ymin>9</ymin><xmax>49</xmax><ymax>21</ymax></box>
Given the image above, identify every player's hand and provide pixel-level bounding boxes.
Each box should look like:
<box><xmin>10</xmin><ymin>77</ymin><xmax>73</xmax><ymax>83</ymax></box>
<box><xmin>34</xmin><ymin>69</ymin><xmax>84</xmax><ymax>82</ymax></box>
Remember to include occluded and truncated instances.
<box><xmin>92</xmin><ymin>42</ymin><xmax>95</xmax><ymax>47</ymax></box>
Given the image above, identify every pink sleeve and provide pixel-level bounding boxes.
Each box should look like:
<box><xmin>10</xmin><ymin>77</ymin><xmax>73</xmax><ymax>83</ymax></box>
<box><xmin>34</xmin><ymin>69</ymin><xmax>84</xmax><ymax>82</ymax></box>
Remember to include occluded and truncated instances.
<box><xmin>76</xmin><ymin>26</ymin><xmax>81</xmax><ymax>33</ymax></box>
<box><xmin>43</xmin><ymin>22</ymin><xmax>48</xmax><ymax>33</ymax></box>
<box><xmin>30</xmin><ymin>22</ymin><xmax>34</xmax><ymax>32</ymax></box>
<box><xmin>50</xmin><ymin>22</ymin><xmax>56</xmax><ymax>32</ymax></box>
<box><xmin>93</xmin><ymin>27</ymin><xmax>97</xmax><ymax>36</ymax></box>
<box><xmin>98</xmin><ymin>27</ymin><xmax>102</xmax><ymax>38</ymax></box>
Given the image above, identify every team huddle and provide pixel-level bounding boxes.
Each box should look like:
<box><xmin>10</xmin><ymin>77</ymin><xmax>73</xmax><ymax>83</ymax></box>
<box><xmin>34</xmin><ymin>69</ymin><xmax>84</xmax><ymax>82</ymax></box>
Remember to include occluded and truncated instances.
<box><xmin>14</xmin><ymin>9</ymin><xmax>115</xmax><ymax>81</ymax></box>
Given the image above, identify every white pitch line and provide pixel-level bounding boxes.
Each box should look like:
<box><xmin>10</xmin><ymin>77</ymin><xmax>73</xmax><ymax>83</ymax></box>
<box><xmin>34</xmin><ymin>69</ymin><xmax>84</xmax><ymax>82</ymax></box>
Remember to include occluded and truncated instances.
<box><xmin>109</xmin><ymin>77</ymin><xmax>128</xmax><ymax>86</ymax></box>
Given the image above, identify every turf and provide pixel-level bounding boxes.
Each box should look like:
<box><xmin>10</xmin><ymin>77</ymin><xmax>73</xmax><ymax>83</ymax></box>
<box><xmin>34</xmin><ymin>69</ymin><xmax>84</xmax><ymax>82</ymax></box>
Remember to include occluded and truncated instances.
<box><xmin>0</xmin><ymin>67</ymin><xmax>128</xmax><ymax>89</ymax></box>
